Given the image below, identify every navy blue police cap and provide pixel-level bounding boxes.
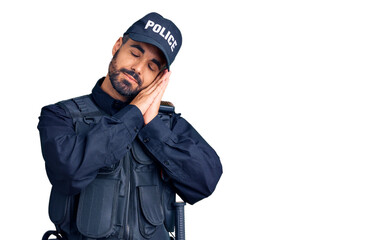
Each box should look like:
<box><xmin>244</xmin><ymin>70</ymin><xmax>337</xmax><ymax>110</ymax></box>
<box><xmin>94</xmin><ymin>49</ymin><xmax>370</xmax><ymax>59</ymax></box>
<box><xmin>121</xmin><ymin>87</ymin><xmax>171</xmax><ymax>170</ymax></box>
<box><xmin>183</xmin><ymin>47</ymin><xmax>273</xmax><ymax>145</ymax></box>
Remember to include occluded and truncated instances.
<box><xmin>124</xmin><ymin>12</ymin><xmax>182</xmax><ymax>70</ymax></box>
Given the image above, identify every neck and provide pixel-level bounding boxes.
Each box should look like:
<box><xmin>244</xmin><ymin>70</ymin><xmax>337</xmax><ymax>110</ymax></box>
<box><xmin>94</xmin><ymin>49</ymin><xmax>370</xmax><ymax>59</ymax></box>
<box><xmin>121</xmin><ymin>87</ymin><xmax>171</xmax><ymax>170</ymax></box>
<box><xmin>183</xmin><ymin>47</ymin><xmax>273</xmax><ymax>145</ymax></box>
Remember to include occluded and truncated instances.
<box><xmin>101</xmin><ymin>74</ymin><xmax>129</xmax><ymax>102</ymax></box>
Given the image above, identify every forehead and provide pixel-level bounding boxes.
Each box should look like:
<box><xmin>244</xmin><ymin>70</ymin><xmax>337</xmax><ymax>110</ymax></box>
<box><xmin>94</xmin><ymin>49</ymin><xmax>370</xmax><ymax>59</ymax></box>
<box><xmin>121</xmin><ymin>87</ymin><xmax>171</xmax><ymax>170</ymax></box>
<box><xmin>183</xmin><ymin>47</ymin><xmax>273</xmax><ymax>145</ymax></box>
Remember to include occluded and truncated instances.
<box><xmin>125</xmin><ymin>38</ymin><xmax>165</xmax><ymax>63</ymax></box>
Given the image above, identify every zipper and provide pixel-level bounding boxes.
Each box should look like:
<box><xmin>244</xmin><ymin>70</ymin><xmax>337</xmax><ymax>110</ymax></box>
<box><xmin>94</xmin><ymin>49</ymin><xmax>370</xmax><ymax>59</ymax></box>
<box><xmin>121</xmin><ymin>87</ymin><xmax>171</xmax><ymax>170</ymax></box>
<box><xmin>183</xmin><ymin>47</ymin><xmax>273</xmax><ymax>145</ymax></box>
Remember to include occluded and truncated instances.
<box><xmin>123</xmin><ymin>150</ymin><xmax>131</xmax><ymax>240</ymax></box>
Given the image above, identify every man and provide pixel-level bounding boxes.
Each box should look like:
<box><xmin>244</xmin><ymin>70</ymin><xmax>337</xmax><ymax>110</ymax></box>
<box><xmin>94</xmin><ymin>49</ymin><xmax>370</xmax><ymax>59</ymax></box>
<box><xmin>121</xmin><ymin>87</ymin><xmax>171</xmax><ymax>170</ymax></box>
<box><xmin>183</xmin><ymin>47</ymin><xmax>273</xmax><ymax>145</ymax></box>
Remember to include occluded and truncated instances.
<box><xmin>38</xmin><ymin>12</ymin><xmax>222</xmax><ymax>240</ymax></box>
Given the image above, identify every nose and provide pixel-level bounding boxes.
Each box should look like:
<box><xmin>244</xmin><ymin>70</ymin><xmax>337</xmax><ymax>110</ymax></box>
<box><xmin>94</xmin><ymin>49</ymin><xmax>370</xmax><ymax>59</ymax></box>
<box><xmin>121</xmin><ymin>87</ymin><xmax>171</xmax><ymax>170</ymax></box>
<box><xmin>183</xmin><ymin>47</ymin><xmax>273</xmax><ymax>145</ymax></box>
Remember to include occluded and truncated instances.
<box><xmin>131</xmin><ymin>59</ymin><xmax>144</xmax><ymax>76</ymax></box>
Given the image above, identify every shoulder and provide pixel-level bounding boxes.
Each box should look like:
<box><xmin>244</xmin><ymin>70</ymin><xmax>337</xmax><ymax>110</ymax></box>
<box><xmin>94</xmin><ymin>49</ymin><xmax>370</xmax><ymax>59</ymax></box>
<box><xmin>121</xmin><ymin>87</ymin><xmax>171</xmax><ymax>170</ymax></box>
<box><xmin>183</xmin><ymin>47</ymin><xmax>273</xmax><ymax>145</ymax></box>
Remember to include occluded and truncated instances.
<box><xmin>40</xmin><ymin>103</ymin><xmax>69</xmax><ymax>118</ymax></box>
<box><xmin>38</xmin><ymin>95</ymin><xmax>89</xmax><ymax>128</ymax></box>
<box><xmin>41</xmin><ymin>94</ymin><xmax>93</xmax><ymax>116</ymax></box>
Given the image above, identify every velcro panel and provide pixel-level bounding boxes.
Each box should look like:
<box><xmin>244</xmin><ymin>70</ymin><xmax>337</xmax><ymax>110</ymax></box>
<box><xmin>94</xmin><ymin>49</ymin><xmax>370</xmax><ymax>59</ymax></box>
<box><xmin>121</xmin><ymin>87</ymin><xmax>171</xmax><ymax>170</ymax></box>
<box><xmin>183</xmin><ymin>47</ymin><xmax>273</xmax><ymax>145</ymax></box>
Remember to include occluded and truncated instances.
<box><xmin>77</xmin><ymin>178</ymin><xmax>119</xmax><ymax>238</ymax></box>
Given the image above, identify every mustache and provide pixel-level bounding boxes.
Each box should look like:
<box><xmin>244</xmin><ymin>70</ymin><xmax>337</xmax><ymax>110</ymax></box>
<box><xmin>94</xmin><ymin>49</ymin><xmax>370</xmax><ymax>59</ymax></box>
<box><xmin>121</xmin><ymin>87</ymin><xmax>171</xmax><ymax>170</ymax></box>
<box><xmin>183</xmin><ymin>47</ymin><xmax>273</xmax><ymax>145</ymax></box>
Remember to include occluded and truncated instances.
<box><xmin>120</xmin><ymin>68</ymin><xmax>142</xmax><ymax>86</ymax></box>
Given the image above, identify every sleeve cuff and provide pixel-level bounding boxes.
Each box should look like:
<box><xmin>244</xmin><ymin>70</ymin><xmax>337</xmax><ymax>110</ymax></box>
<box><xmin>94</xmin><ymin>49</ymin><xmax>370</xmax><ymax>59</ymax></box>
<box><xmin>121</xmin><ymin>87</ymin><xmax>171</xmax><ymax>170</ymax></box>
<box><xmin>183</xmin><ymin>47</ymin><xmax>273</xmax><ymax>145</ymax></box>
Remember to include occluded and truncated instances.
<box><xmin>138</xmin><ymin>115</ymin><xmax>172</xmax><ymax>144</ymax></box>
<box><xmin>113</xmin><ymin>105</ymin><xmax>144</xmax><ymax>137</ymax></box>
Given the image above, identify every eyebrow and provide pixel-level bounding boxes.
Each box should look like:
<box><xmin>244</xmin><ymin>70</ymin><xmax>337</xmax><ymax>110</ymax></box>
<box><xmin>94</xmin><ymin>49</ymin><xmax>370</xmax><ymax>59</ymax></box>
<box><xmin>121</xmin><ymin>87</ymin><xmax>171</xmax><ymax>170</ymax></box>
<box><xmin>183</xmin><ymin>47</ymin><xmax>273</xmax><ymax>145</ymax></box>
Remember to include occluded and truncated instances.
<box><xmin>130</xmin><ymin>44</ymin><xmax>145</xmax><ymax>54</ymax></box>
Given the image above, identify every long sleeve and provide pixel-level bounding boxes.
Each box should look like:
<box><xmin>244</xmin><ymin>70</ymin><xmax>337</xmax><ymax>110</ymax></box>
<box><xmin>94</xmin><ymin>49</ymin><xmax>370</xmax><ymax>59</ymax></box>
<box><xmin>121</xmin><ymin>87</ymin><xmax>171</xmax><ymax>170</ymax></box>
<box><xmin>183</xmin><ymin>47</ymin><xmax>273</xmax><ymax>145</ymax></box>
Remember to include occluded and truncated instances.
<box><xmin>137</xmin><ymin>114</ymin><xmax>223</xmax><ymax>204</ymax></box>
<box><xmin>38</xmin><ymin>103</ymin><xmax>144</xmax><ymax>195</ymax></box>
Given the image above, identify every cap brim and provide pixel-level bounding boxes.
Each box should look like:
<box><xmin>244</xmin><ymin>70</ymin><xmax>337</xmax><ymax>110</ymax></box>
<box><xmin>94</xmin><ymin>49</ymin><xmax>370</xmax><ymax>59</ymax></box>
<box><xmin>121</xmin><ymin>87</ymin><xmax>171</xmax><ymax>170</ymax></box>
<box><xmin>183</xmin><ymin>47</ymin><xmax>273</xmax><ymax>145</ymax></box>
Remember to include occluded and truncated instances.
<box><xmin>127</xmin><ymin>32</ymin><xmax>171</xmax><ymax>70</ymax></box>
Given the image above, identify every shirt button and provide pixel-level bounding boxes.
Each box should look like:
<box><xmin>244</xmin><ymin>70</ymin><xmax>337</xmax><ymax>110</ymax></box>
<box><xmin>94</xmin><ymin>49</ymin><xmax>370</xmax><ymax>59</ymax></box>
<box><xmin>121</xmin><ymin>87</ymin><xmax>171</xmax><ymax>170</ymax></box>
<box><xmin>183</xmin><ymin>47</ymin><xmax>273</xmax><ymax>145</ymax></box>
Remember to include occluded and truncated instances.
<box><xmin>143</xmin><ymin>137</ymin><xmax>150</xmax><ymax>143</ymax></box>
<box><xmin>134</xmin><ymin>127</ymin><xmax>139</xmax><ymax>132</ymax></box>
<box><xmin>164</xmin><ymin>160</ymin><xmax>169</xmax><ymax>165</ymax></box>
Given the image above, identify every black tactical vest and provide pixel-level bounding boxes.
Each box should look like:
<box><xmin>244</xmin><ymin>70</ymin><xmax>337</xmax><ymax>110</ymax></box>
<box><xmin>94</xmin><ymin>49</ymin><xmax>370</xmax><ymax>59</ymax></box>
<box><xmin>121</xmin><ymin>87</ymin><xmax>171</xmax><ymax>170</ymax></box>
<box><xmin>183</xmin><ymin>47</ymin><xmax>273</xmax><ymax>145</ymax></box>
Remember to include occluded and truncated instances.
<box><xmin>45</xmin><ymin>95</ymin><xmax>177</xmax><ymax>240</ymax></box>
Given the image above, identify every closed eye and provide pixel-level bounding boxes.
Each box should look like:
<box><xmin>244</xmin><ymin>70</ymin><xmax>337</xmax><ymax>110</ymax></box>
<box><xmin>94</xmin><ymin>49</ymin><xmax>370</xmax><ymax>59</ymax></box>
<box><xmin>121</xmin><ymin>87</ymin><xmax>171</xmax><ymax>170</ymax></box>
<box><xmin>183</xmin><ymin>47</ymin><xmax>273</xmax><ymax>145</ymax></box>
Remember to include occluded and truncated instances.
<box><xmin>130</xmin><ymin>50</ymin><xmax>140</xmax><ymax>57</ymax></box>
<box><xmin>130</xmin><ymin>44</ymin><xmax>144</xmax><ymax>56</ymax></box>
<box><xmin>148</xmin><ymin>63</ymin><xmax>158</xmax><ymax>72</ymax></box>
<box><xmin>151</xmin><ymin>59</ymin><xmax>161</xmax><ymax>71</ymax></box>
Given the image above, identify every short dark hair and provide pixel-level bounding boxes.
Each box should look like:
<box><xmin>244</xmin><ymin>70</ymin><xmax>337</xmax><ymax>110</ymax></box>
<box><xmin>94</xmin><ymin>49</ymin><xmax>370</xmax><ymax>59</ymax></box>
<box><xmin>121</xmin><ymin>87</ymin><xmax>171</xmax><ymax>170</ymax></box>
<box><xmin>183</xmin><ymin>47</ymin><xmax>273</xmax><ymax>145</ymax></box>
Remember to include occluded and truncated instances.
<box><xmin>122</xmin><ymin>35</ymin><xmax>130</xmax><ymax>45</ymax></box>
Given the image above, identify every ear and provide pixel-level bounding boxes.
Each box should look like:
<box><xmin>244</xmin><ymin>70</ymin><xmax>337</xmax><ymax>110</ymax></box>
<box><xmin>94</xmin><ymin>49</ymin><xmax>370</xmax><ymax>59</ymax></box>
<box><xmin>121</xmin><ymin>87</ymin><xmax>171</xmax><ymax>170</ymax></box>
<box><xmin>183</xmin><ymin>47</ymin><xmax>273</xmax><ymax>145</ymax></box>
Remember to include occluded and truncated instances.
<box><xmin>112</xmin><ymin>37</ymin><xmax>123</xmax><ymax>56</ymax></box>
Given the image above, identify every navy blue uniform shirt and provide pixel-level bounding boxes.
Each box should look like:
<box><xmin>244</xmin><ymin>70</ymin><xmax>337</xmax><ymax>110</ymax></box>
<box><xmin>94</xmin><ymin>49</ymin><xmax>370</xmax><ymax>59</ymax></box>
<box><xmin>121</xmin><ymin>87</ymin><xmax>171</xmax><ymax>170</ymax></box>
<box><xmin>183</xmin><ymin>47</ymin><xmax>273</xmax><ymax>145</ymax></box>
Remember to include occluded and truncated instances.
<box><xmin>38</xmin><ymin>78</ymin><xmax>222</xmax><ymax>204</ymax></box>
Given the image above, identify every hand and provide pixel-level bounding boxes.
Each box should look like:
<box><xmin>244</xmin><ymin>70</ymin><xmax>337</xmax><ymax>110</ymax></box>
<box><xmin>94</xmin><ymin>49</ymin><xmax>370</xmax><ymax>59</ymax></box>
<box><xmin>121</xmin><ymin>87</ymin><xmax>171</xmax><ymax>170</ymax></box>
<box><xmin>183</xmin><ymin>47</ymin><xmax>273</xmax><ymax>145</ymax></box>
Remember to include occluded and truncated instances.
<box><xmin>130</xmin><ymin>70</ymin><xmax>171</xmax><ymax>124</ymax></box>
<box><xmin>143</xmin><ymin>71</ymin><xmax>170</xmax><ymax>124</ymax></box>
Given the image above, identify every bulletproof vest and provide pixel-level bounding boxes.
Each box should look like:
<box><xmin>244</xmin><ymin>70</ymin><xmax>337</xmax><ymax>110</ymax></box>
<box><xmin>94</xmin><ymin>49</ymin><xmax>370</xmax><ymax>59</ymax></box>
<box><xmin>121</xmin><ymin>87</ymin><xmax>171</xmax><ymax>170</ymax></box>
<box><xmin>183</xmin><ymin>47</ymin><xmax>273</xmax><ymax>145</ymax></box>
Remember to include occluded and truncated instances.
<box><xmin>46</xmin><ymin>95</ymin><xmax>177</xmax><ymax>240</ymax></box>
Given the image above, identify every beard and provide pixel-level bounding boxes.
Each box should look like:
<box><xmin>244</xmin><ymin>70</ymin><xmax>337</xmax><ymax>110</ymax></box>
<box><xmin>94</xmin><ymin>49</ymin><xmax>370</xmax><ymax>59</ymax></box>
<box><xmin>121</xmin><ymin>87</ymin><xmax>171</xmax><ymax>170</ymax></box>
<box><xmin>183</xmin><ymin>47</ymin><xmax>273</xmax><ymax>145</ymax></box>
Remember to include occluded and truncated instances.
<box><xmin>108</xmin><ymin>51</ymin><xmax>143</xmax><ymax>99</ymax></box>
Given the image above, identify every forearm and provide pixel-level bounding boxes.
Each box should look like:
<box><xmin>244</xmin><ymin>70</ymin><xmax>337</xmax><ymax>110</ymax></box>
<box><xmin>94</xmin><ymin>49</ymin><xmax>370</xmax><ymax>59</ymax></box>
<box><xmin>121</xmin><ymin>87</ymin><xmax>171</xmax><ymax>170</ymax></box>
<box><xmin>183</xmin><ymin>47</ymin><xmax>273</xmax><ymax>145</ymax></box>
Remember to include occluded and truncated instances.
<box><xmin>138</xmin><ymin>115</ymin><xmax>223</xmax><ymax>204</ymax></box>
<box><xmin>38</xmin><ymin>104</ymin><xmax>144</xmax><ymax>195</ymax></box>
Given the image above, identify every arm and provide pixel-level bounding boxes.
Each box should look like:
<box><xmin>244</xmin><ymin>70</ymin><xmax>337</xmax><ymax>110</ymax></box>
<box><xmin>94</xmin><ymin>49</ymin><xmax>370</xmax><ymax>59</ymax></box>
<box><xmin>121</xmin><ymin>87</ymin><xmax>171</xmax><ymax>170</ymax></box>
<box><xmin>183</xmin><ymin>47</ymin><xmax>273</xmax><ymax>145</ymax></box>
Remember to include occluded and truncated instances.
<box><xmin>138</xmin><ymin>115</ymin><xmax>223</xmax><ymax>205</ymax></box>
<box><xmin>131</xmin><ymin>70</ymin><xmax>222</xmax><ymax>204</ymax></box>
<box><xmin>37</xmin><ymin>103</ymin><xmax>144</xmax><ymax>195</ymax></box>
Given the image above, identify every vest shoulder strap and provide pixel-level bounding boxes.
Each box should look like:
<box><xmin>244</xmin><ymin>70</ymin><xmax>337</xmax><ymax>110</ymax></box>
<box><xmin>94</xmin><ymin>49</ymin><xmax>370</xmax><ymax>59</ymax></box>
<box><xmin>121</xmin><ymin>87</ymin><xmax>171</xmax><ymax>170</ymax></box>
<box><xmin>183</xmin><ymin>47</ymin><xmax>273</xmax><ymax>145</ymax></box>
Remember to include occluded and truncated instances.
<box><xmin>58</xmin><ymin>94</ymin><xmax>103</xmax><ymax>126</ymax></box>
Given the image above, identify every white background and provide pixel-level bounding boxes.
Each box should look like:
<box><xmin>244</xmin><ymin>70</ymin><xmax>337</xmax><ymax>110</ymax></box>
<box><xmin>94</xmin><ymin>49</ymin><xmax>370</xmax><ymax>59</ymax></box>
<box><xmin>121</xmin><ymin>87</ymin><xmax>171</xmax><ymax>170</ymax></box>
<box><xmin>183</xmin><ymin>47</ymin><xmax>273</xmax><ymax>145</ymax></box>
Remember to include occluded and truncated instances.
<box><xmin>0</xmin><ymin>0</ymin><xmax>390</xmax><ymax>239</ymax></box>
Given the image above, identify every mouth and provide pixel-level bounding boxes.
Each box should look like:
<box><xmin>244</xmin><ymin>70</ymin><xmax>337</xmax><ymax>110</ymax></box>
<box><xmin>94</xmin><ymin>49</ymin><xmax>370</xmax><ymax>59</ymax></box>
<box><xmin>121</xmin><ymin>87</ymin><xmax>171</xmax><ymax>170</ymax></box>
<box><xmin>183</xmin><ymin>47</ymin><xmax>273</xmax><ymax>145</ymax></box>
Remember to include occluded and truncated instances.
<box><xmin>123</xmin><ymin>72</ymin><xmax>139</xmax><ymax>85</ymax></box>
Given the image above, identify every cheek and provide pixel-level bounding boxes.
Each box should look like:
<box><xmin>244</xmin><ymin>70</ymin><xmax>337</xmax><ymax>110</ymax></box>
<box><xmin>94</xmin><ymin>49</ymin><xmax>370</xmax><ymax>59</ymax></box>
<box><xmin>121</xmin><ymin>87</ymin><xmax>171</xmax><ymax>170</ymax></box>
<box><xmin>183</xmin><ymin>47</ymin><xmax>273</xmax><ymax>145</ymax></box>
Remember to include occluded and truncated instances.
<box><xmin>116</xmin><ymin>55</ymin><xmax>131</xmax><ymax>67</ymax></box>
<box><xmin>114</xmin><ymin>50</ymin><xmax>135</xmax><ymax>67</ymax></box>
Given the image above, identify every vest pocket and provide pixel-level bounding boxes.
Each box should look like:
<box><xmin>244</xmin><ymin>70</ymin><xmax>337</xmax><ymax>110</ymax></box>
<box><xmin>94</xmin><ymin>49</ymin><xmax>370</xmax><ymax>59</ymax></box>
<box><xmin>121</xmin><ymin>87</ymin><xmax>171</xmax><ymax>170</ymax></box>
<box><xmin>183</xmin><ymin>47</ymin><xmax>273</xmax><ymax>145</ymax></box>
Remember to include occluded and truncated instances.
<box><xmin>138</xmin><ymin>185</ymin><xmax>164</xmax><ymax>238</ymax></box>
<box><xmin>49</xmin><ymin>188</ymin><xmax>70</xmax><ymax>225</ymax></box>
<box><xmin>48</xmin><ymin>188</ymin><xmax>81</xmax><ymax>237</ymax></box>
<box><xmin>76</xmin><ymin>177</ymin><xmax>120</xmax><ymax>238</ymax></box>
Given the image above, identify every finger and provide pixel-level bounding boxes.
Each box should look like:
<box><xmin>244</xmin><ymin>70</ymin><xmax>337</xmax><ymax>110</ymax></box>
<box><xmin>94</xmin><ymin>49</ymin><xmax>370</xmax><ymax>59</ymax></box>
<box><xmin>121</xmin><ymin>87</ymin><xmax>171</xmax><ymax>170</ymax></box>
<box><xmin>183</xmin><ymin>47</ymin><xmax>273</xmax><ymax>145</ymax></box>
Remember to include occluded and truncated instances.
<box><xmin>139</xmin><ymin>78</ymin><xmax>162</xmax><ymax>94</ymax></box>
<box><xmin>163</xmin><ymin>71</ymin><xmax>171</xmax><ymax>82</ymax></box>
<box><xmin>160</xmin><ymin>73</ymin><xmax>170</xmax><ymax>93</ymax></box>
<box><xmin>155</xmin><ymin>81</ymin><xmax>167</xmax><ymax>102</ymax></box>
<box><xmin>139</xmin><ymin>70</ymin><xmax>169</xmax><ymax>95</ymax></box>
<box><xmin>157</xmin><ymin>69</ymin><xmax>169</xmax><ymax>80</ymax></box>
<box><xmin>156</xmin><ymin>69</ymin><xmax>166</xmax><ymax>80</ymax></box>
<box><xmin>143</xmin><ymin>79</ymin><xmax>168</xmax><ymax>118</ymax></box>
<box><xmin>141</xmin><ymin>71</ymin><xmax>171</xmax><ymax>123</ymax></box>
<box><xmin>152</xmin><ymin>71</ymin><xmax>170</xmax><ymax>95</ymax></box>
<box><xmin>152</xmin><ymin>72</ymin><xmax>170</xmax><ymax>106</ymax></box>
<box><xmin>145</xmin><ymin>79</ymin><xmax>166</xmax><ymax>97</ymax></box>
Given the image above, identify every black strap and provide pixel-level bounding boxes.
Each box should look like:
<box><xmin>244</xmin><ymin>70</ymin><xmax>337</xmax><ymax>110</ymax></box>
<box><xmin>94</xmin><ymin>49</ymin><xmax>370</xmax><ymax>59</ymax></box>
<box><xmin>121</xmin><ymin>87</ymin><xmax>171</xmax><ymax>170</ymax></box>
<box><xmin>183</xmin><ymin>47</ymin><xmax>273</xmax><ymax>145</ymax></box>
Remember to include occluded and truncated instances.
<box><xmin>59</xmin><ymin>95</ymin><xmax>103</xmax><ymax>125</ymax></box>
<box><xmin>42</xmin><ymin>230</ymin><xmax>64</xmax><ymax>240</ymax></box>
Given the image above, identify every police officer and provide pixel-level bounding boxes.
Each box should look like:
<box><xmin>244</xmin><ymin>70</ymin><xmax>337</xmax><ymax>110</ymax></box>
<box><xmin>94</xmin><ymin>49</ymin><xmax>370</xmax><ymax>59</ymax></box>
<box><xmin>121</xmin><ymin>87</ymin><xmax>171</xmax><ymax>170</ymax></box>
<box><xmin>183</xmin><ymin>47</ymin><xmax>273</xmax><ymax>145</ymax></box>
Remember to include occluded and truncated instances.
<box><xmin>38</xmin><ymin>12</ymin><xmax>222</xmax><ymax>240</ymax></box>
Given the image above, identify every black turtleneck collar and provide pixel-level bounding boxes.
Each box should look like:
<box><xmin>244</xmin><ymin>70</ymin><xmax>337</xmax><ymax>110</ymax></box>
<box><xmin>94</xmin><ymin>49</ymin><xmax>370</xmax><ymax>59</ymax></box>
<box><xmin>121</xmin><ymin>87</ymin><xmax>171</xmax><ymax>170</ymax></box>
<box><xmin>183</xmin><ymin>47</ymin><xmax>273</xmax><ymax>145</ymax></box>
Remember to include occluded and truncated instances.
<box><xmin>91</xmin><ymin>77</ymin><xmax>131</xmax><ymax>116</ymax></box>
